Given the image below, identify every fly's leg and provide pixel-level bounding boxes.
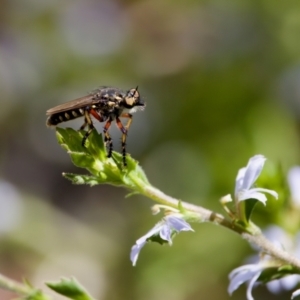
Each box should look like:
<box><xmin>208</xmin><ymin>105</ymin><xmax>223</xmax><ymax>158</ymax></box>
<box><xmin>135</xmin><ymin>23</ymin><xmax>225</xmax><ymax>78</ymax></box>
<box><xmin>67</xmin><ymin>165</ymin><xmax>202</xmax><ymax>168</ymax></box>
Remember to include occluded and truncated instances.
<box><xmin>121</xmin><ymin>113</ymin><xmax>133</xmax><ymax>131</ymax></box>
<box><xmin>116</xmin><ymin>114</ymin><xmax>132</xmax><ymax>166</ymax></box>
<box><xmin>81</xmin><ymin>108</ymin><xmax>102</xmax><ymax>147</ymax></box>
<box><xmin>79</xmin><ymin>120</ymin><xmax>88</xmax><ymax>131</ymax></box>
<box><xmin>103</xmin><ymin>119</ymin><xmax>113</xmax><ymax>158</ymax></box>
<box><xmin>81</xmin><ymin>110</ymin><xmax>94</xmax><ymax>147</ymax></box>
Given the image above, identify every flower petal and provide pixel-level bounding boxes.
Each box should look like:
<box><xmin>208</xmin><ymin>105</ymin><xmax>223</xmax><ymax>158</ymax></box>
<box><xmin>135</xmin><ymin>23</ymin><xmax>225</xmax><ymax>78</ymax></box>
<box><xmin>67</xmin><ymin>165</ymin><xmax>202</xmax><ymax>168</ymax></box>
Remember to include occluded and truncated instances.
<box><xmin>160</xmin><ymin>224</ymin><xmax>172</xmax><ymax>243</ymax></box>
<box><xmin>237</xmin><ymin>190</ymin><xmax>267</xmax><ymax>204</ymax></box>
<box><xmin>135</xmin><ymin>223</ymin><xmax>163</xmax><ymax>245</ymax></box>
<box><xmin>165</xmin><ymin>215</ymin><xmax>194</xmax><ymax>232</ymax></box>
<box><xmin>240</xmin><ymin>155</ymin><xmax>266</xmax><ymax>191</ymax></box>
<box><xmin>291</xmin><ymin>288</ymin><xmax>300</xmax><ymax>299</ymax></box>
<box><xmin>235</xmin><ymin>167</ymin><xmax>247</xmax><ymax>195</ymax></box>
<box><xmin>130</xmin><ymin>214</ymin><xmax>193</xmax><ymax>266</ymax></box>
<box><xmin>228</xmin><ymin>264</ymin><xmax>262</xmax><ymax>295</ymax></box>
<box><xmin>130</xmin><ymin>241</ymin><xmax>146</xmax><ymax>266</ymax></box>
<box><xmin>247</xmin><ymin>271</ymin><xmax>261</xmax><ymax>300</ymax></box>
<box><xmin>280</xmin><ymin>275</ymin><xmax>300</xmax><ymax>291</ymax></box>
<box><xmin>130</xmin><ymin>223</ymin><xmax>163</xmax><ymax>266</ymax></box>
<box><xmin>266</xmin><ymin>280</ymin><xmax>282</xmax><ymax>294</ymax></box>
<box><xmin>268</xmin><ymin>275</ymin><xmax>299</xmax><ymax>293</ymax></box>
<box><xmin>251</xmin><ymin>188</ymin><xmax>278</xmax><ymax>199</ymax></box>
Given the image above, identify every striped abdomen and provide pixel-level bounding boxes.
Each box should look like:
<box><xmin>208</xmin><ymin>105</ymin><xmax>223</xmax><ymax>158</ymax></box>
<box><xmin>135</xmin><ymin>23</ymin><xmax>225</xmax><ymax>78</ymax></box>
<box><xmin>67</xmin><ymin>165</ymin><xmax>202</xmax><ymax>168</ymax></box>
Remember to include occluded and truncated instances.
<box><xmin>46</xmin><ymin>108</ymin><xmax>85</xmax><ymax>126</ymax></box>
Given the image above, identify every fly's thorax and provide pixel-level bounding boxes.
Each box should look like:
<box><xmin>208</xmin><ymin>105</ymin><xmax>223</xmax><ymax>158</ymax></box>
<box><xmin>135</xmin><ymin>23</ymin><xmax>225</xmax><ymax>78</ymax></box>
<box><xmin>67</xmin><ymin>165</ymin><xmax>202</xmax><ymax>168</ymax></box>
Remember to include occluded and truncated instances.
<box><xmin>109</xmin><ymin>107</ymin><xmax>125</xmax><ymax>120</ymax></box>
<box><xmin>92</xmin><ymin>87</ymin><xmax>125</xmax><ymax>102</ymax></box>
<box><xmin>94</xmin><ymin>103</ymin><xmax>124</xmax><ymax>120</ymax></box>
<box><xmin>91</xmin><ymin>87</ymin><xmax>145</xmax><ymax>111</ymax></box>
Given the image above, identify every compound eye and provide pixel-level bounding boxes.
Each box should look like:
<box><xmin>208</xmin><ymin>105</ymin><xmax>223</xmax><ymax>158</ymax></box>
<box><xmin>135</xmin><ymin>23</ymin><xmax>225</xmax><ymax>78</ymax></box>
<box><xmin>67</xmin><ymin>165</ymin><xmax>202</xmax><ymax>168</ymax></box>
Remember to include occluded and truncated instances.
<box><xmin>126</xmin><ymin>88</ymin><xmax>139</xmax><ymax>106</ymax></box>
<box><xmin>129</xmin><ymin>88</ymin><xmax>139</xmax><ymax>99</ymax></box>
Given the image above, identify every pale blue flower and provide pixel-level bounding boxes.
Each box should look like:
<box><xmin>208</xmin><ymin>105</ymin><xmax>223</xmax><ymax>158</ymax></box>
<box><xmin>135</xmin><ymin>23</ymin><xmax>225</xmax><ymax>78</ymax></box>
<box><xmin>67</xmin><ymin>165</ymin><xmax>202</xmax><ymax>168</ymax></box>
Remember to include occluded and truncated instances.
<box><xmin>130</xmin><ymin>214</ymin><xmax>193</xmax><ymax>266</ymax></box>
<box><xmin>235</xmin><ymin>155</ymin><xmax>278</xmax><ymax>204</ymax></box>
<box><xmin>228</xmin><ymin>163</ymin><xmax>300</xmax><ymax>299</ymax></box>
<box><xmin>263</xmin><ymin>226</ymin><xmax>300</xmax><ymax>295</ymax></box>
<box><xmin>229</xmin><ymin>226</ymin><xmax>300</xmax><ymax>299</ymax></box>
<box><xmin>261</xmin><ymin>166</ymin><xmax>300</xmax><ymax>296</ymax></box>
<box><xmin>267</xmin><ymin>275</ymin><xmax>300</xmax><ymax>295</ymax></box>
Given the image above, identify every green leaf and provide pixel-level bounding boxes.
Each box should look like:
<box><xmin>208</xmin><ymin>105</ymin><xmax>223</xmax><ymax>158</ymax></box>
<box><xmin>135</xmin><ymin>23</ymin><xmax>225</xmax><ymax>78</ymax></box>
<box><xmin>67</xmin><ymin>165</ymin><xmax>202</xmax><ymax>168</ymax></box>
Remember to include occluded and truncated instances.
<box><xmin>23</xmin><ymin>290</ymin><xmax>52</xmax><ymax>300</ymax></box>
<box><xmin>56</xmin><ymin>128</ymin><xmax>107</xmax><ymax>167</ymax></box>
<box><xmin>46</xmin><ymin>277</ymin><xmax>94</xmax><ymax>300</ymax></box>
<box><xmin>244</xmin><ymin>198</ymin><xmax>259</xmax><ymax>222</ymax></box>
<box><xmin>62</xmin><ymin>173</ymin><xmax>104</xmax><ymax>186</ymax></box>
<box><xmin>259</xmin><ymin>265</ymin><xmax>300</xmax><ymax>283</ymax></box>
<box><xmin>55</xmin><ymin>127</ymin><xmax>151</xmax><ymax>191</ymax></box>
<box><xmin>125</xmin><ymin>191</ymin><xmax>140</xmax><ymax>198</ymax></box>
<box><xmin>177</xmin><ymin>201</ymin><xmax>185</xmax><ymax>213</ymax></box>
<box><xmin>148</xmin><ymin>234</ymin><xmax>170</xmax><ymax>245</ymax></box>
<box><xmin>56</xmin><ymin>128</ymin><xmax>89</xmax><ymax>154</ymax></box>
<box><xmin>69</xmin><ymin>152</ymin><xmax>95</xmax><ymax>169</ymax></box>
<box><xmin>148</xmin><ymin>230</ymin><xmax>178</xmax><ymax>245</ymax></box>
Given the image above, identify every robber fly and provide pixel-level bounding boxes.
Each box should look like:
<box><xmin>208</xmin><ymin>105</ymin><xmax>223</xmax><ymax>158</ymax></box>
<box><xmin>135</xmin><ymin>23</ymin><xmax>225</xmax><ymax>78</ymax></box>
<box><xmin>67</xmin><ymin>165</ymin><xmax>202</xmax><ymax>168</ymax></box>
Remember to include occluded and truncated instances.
<box><xmin>46</xmin><ymin>86</ymin><xmax>145</xmax><ymax>166</ymax></box>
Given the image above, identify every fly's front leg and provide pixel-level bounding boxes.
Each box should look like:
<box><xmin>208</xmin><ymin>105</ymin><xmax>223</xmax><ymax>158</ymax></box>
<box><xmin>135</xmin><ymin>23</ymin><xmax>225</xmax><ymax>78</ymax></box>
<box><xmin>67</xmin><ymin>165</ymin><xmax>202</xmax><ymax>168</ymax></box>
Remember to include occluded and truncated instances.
<box><xmin>103</xmin><ymin>119</ymin><xmax>113</xmax><ymax>158</ymax></box>
<box><xmin>116</xmin><ymin>115</ymin><xmax>132</xmax><ymax>166</ymax></box>
<box><xmin>121</xmin><ymin>113</ymin><xmax>133</xmax><ymax>131</ymax></box>
<box><xmin>120</xmin><ymin>113</ymin><xmax>133</xmax><ymax>166</ymax></box>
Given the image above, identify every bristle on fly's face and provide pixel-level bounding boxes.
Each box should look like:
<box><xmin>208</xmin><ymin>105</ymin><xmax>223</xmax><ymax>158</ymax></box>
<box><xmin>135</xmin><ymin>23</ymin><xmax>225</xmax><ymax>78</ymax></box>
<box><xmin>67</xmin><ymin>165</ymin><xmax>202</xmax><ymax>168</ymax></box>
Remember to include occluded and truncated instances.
<box><xmin>129</xmin><ymin>104</ymin><xmax>146</xmax><ymax>114</ymax></box>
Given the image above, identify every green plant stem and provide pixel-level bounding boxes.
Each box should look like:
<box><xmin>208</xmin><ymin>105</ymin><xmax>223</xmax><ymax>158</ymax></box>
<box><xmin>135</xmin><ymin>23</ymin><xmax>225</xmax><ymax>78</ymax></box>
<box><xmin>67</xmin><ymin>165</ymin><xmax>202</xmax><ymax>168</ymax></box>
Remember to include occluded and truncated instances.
<box><xmin>243</xmin><ymin>233</ymin><xmax>300</xmax><ymax>270</ymax></box>
<box><xmin>132</xmin><ymin>176</ymin><xmax>245</xmax><ymax>234</ymax></box>
<box><xmin>0</xmin><ymin>274</ymin><xmax>53</xmax><ymax>299</ymax></box>
<box><xmin>132</xmin><ymin>177</ymin><xmax>300</xmax><ymax>270</ymax></box>
<box><xmin>0</xmin><ymin>274</ymin><xmax>32</xmax><ymax>295</ymax></box>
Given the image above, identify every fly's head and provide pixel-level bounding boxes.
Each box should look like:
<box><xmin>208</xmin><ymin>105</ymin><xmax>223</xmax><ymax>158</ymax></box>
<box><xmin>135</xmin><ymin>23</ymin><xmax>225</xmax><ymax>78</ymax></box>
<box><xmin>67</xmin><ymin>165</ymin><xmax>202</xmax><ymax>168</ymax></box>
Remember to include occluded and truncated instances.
<box><xmin>123</xmin><ymin>87</ymin><xmax>145</xmax><ymax>113</ymax></box>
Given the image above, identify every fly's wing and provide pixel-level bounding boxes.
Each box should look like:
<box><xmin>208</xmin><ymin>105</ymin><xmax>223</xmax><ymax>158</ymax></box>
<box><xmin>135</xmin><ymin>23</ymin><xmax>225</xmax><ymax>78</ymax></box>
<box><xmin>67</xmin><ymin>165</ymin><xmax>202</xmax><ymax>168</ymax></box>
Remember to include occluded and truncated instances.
<box><xmin>46</xmin><ymin>94</ymin><xmax>107</xmax><ymax>115</ymax></box>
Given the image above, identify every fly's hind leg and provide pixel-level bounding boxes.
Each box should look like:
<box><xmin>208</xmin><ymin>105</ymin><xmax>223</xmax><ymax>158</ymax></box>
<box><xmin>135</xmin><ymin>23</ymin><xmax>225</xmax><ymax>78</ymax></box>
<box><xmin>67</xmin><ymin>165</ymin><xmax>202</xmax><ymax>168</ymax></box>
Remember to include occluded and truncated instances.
<box><xmin>81</xmin><ymin>123</ymin><xmax>94</xmax><ymax>148</ymax></box>
<box><xmin>81</xmin><ymin>108</ymin><xmax>104</xmax><ymax>147</ymax></box>
<box><xmin>79</xmin><ymin>119</ymin><xmax>88</xmax><ymax>131</ymax></box>
<box><xmin>103</xmin><ymin>118</ymin><xmax>113</xmax><ymax>158</ymax></box>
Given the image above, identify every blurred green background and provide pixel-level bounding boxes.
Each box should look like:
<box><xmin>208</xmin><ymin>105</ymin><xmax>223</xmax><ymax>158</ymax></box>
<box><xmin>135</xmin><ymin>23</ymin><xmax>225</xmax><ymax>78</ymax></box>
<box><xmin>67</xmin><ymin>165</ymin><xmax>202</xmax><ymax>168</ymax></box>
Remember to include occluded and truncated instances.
<box><xmin>1</xmin><ymin>0</ymin><xmax>300</xmax><ymax>299</ymax></box>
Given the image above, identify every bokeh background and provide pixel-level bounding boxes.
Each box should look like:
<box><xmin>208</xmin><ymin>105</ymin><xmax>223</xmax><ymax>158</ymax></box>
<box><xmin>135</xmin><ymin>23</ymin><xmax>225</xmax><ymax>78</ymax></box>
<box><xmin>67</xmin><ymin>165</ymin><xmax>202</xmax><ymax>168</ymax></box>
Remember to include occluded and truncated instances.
<box><xmin>1</xmin><ymin>0</ymin><xmax>300</xmax><ymax>299</ymax></box>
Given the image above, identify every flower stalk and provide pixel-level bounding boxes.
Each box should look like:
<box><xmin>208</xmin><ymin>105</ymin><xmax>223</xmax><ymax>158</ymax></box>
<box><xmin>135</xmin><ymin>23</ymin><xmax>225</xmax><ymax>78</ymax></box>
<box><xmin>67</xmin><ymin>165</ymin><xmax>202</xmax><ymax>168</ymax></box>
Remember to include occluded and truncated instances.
<box><xmin>242</xmin><ymin>233</ymin><xmax>300</xmax><ymax>270</ymax></box>
<box><xmin>0</xmin><ymin>274</ymin><xmax>31</xmax><ymax>295</ymax></box>
<box><xmin>141</xmin><ymin>181</ymin><xmax>300</xmax><ymax>269</ymax></box>
<box><xmin>0</xmin><ymin>274</ymin><xmax>51</xmax><ymax>300</ymax></box>
<box><xmin>55</xmin><ymin>127</ymin><xmax>300</xmax><ymax>300</ymax></box>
